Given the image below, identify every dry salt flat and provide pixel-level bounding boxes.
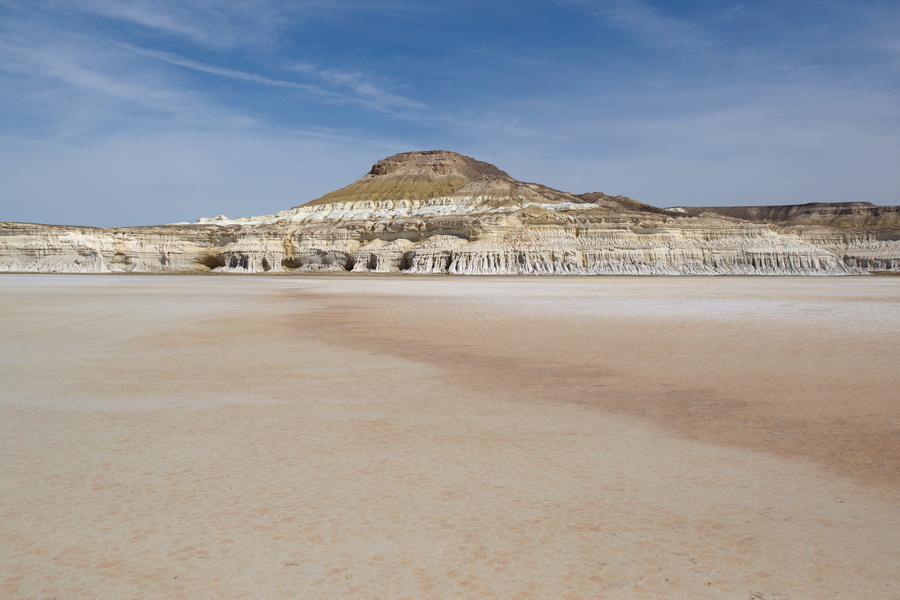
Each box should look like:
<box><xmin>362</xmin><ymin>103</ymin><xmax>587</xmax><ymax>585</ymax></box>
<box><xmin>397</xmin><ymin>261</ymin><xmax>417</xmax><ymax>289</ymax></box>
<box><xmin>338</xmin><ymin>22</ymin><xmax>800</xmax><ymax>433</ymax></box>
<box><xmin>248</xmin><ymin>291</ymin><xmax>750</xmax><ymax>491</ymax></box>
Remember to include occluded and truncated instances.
<box><xmin>0</xmin><ymin>274</ymin><xmax>898</xmax><ymax>600</ymax></box>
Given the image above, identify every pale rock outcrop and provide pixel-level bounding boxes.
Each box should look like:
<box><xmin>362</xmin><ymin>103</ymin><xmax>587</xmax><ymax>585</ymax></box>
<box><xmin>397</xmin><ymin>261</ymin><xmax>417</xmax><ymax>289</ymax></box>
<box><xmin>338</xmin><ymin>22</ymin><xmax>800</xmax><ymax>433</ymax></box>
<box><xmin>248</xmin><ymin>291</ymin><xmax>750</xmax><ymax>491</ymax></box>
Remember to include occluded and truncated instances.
<box><xmin>2</xmin><ymin>151</ymin><xmax>898</xmax><ymax>275</ymax></box>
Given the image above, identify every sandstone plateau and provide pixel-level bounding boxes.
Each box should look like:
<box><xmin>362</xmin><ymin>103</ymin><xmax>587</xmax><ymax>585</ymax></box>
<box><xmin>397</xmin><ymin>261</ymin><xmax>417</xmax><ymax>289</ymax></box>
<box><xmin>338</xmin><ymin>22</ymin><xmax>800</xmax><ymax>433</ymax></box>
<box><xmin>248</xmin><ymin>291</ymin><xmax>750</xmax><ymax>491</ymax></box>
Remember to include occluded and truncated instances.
<box><xmin>2</xmin><ymin>150</ymin><xmax>898</xmax><ymax>274</ymax></box>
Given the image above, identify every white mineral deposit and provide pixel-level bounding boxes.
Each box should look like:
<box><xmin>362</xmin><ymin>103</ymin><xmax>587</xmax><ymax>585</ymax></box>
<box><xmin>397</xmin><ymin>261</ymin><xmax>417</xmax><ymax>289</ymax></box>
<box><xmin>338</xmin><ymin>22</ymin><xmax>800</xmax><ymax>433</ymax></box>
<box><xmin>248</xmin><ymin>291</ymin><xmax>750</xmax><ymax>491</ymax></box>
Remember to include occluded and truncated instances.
<box><xmin>1</xmin><ymin>275</ymin><xmax>898</xmax><ymax>599</ymax></box>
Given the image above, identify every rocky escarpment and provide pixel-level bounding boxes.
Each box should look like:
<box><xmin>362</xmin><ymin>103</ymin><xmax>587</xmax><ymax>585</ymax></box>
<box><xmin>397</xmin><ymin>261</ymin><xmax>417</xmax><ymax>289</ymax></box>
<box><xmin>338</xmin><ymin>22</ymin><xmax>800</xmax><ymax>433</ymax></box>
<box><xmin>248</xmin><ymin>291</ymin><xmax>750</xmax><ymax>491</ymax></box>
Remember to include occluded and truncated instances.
<box><xmin>670</xmin><ymin>202</ymin><xmax>900</xmax><ymax>272</ymax></box>
<box><xmin>2</xmin><ymin>151</ymin><xmax>898</xmax><ymax>275</ymax></box>
<box><xmin>672</xmin><ymin>202</ymin><xmax>900</xmax><ymax>229</ymax></box>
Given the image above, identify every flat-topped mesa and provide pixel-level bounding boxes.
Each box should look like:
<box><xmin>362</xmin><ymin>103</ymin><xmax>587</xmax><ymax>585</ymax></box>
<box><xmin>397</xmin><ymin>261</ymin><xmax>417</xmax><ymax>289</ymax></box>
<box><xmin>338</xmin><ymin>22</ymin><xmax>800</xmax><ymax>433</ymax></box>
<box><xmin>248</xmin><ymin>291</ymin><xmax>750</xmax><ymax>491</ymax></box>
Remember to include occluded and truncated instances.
<box><xmin>300</xmin><ymin>150</ymin><xmax>583</xmax><ymax>208</ymax></box>
<box><xmin>672</xmin><ymin>202</ymin><xmax>900</xmax><ymax>229</ymax></box>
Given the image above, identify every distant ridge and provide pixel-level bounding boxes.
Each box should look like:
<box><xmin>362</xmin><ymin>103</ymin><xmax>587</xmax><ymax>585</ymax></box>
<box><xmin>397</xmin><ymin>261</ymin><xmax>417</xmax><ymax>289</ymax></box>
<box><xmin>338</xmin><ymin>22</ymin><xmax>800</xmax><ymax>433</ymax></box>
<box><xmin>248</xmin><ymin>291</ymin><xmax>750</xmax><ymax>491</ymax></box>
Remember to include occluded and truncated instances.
<box><xmin>673</xmin><ymin>202</ymin><xmax>900</xmax><ymax>229</ymax></box>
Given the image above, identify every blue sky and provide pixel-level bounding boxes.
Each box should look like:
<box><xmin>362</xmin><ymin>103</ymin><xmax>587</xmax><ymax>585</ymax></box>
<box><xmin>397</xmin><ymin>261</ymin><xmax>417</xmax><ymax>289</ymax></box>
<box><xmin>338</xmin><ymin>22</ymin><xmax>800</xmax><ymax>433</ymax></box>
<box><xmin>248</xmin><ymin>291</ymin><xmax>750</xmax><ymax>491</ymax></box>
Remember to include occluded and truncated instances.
<box><xmin>1</xmin><ymin>0</ymin><xmax>898</xmax><ymax>226</ymax></box>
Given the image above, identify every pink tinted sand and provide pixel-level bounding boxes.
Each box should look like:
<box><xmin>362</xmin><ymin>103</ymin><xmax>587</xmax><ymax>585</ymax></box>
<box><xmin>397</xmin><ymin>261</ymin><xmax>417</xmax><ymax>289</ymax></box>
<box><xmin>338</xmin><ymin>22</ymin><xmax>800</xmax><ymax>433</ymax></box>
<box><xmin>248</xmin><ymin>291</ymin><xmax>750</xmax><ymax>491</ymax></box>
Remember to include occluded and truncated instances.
<box><xmin>0</xmin><ymin>275</ymin><xmax>898</xmax><ymax>599</ymax></box>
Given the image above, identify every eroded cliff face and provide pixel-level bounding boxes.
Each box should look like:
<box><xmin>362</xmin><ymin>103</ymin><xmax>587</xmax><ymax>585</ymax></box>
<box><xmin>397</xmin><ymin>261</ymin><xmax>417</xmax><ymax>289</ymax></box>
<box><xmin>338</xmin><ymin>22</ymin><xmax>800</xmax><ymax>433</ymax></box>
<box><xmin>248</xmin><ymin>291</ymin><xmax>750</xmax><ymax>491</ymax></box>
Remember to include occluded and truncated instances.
<box><xmin>2</xmin><ymin>151</ymin><xmax>898</xmax><ymax>275</ymax></box>
<box><xmin>3</xmin><ymin>215</ymin><xmax>890</xmax><ymax>276</ymax></box>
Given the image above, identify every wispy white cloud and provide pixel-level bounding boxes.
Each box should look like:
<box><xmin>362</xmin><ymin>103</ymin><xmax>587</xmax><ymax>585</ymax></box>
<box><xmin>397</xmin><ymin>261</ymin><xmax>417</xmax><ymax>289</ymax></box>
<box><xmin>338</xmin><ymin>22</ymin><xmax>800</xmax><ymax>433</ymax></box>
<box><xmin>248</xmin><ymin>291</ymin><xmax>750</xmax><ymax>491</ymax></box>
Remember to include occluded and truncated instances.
<box><xmin>291</xmin><ymin>61</ymin><xmax>427</xmax><ymax>111</ymax></box>
<box><xmin>0</xmin><ymin>34</ymin><xmax>255</xmax><ymax>138</ymax></box>
<box><xmin>122</xmin><ymin>45</ymin><xmax>331</xmax><ymax>94</ymax></box>
<box><xmin>560</xmin><ymin>0</ymin><xmax>715</xmax><ymax>51</ymax></box>
<box><xmin>81</xmin><ymin>0</ymin><xmax>233</xmax><ymax>46</ymax></box>
<box><xmin>2</xmin><ymin>0</ymin><xmax>432</xmax><ymax>124</ymax></box>
<box><xmin>123</xmin><ymin>45</ymin><xmax>428</xmax><ymax>115</ymax></box>
<box><xmin>28</xmin><ymin>0</ymin><xmax>290</xmax><ymax>48</ymax></box>
<box><xmin>8</xmin><ymin>0</ymin><xmax>440</xmax><ymax>49</ymax></box>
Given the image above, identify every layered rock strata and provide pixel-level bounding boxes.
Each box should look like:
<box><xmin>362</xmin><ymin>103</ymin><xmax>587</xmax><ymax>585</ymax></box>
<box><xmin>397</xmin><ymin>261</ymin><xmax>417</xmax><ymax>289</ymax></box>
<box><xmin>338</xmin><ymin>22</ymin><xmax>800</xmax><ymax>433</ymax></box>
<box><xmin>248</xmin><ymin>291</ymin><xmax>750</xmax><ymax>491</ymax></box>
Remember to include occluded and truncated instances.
<box><xmin>673</xmin><ymin>202</ymin><xmax>900</xmax><ymax>229</ymax></box>
<box><xmin>2</xmin><ymin>151</ymin><xmax>898</xmax><ymax>274</ymax></box>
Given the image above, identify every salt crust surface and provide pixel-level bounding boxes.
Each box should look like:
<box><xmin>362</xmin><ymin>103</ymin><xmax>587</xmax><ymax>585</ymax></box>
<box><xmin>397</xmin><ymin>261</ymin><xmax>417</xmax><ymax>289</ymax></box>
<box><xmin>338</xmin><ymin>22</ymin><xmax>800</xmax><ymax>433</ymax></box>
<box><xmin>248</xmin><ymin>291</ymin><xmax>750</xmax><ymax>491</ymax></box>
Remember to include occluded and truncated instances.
<box><xmin>1</xmin><ymin>275</ymin><xmax>897</xmax><ymax>599</ymax></box>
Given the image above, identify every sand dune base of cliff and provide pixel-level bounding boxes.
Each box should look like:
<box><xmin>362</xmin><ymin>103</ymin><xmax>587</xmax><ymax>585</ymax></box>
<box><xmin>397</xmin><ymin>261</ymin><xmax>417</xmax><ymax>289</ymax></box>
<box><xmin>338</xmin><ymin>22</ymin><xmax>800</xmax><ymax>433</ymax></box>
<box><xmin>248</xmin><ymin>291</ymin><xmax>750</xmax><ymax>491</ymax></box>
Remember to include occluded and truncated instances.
<box><xmin>1</xmin><ymin>275</ymin><xmax>898</xmax><ymax>600</ymax></box>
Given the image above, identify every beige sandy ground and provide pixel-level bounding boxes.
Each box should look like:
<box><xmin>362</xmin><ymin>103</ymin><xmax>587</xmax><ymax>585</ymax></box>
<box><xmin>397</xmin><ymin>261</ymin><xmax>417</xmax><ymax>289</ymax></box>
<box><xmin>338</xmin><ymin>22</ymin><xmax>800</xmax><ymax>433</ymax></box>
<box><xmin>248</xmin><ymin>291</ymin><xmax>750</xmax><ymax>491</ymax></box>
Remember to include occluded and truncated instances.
<box><xmin>0</xmin><ymin>275</ymin><xmax>897</xmax><ymax>600</ymax></box>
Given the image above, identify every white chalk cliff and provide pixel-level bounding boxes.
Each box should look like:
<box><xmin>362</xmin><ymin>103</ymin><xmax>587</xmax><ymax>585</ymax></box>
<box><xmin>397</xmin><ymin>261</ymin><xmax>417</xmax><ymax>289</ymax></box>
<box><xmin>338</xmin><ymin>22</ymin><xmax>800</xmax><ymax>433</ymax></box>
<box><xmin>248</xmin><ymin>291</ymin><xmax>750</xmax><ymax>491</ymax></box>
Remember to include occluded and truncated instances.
<box><xmin>2</xmin><ymin>151</ymin><xmax>898</xmax><ymax>274</ymax></box>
